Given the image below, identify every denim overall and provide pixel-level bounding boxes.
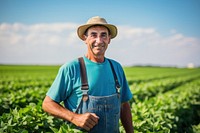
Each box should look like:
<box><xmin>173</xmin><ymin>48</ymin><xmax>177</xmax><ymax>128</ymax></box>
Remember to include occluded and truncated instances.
<box><xmin>76</xmin><ymin>57</ymin><xmax>121</xmax><ymax>133</ymax></box>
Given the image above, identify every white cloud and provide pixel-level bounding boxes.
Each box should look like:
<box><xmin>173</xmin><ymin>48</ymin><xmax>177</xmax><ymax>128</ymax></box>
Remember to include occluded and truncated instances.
<box><xmin>0</xmin><ymin>23</ymin><xmax>200</xmax><ymax>67</ymax></box>
<box><xmin>108</xmin><ymin>25</ymin><xmax>200</xmax><ymax>67</ymax></box>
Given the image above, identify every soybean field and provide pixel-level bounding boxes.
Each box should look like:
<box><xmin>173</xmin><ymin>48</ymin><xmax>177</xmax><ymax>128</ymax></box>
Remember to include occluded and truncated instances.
<box><xmin>0</xmin><ymin>65</ymin><xmax>200</xmax><ymax>133</ymax></box>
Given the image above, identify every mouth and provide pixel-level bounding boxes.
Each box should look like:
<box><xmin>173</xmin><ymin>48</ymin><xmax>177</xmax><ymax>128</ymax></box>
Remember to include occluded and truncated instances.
<box><xmin>94</xmin><ymin>46</ymin><xmax>104</xmax><ymax>48</ymax></box>
<box><xmin>91</xmin><ymin>43</ymin><xmax>106</xmax><ymax>52</ymax></box>
<box><xmin>94</xmin><ymin>46</ymin><xmax>105</xmax><ymax>51</ymax></box>
<box><xmin>90</xmin><ymin>43</ymin><xmax>106</xmax><ymax>55</ymax></box>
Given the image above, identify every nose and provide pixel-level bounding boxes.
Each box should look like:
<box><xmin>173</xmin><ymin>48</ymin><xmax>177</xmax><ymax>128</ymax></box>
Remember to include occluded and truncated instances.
<box><xmin>95</xmin><ymin>36</ymin><xmax>103</xmax><ymax>44</ymax></box>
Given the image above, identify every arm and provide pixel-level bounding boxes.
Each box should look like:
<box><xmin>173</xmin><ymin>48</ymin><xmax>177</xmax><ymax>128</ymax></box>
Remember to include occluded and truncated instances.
<box><xmin>120</xmin><ymin>102</ymin><xmax>134</xmax><ymax>133</ymax></box>
<box><xmin>42</xmin><ymin>96</ymin><xmax>99</xmax><ymax>131</ymax></box>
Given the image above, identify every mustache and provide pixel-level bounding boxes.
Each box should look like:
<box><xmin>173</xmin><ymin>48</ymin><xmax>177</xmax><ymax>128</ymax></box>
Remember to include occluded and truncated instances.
<box><xmin>93</xmin><ymin>42</ymin><xmax>105</xmax><ymax>47</ymax></box>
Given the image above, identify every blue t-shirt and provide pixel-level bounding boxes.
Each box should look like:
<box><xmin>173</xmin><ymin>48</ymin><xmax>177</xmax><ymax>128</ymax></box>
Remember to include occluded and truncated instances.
<box><xmin>47</xmin><ymin>56</ymin><xmax>132</xmax><ymax>112</ymax></box>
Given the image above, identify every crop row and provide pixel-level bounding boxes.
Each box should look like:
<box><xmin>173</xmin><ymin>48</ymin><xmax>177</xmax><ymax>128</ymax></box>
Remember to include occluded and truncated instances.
<box><xmin>124</xmin><ymin>67</ymin><xmax>200</xmax><ymax>83</ymax></box>
<box><xmin>0</xmin><ymin>66</ymin><xmax>200</xmax><ymax>132</ymax></box>
<box><xmin>131</xmin><ymin>79</ymin><xmax>200</xmax><ymax>132</ymax></box>
<box><xmin>130</xmin><ymin>73</ymin><xmax>200</xmax><ymax>102</ymax></box>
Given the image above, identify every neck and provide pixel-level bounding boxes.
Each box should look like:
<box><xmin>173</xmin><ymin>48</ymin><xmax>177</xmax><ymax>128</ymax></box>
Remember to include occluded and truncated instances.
<box><xmin>85</xmin><ymin>54</ymin><xmax>105</xmax><ymax>63</ymax></box>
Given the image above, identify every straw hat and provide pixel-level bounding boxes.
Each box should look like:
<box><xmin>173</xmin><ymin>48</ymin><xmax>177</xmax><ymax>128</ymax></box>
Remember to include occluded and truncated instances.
<box><xmin>77</xmin><ymin>16</ymin><xmax>118</xmax><ymax>40</ymax></box>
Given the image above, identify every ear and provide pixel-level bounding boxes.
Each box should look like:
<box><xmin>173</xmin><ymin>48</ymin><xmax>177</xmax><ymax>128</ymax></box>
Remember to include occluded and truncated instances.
<box><xmin>82</xmin><ymin>35</ymin><xmax>87</xmax><ymax>41</ymax></box>
<box><xmin>108</xmin><ymin>35</ymin><xmax>111</xmax><ymax>44</ymax></box>
<box><xmin>82</xmin><ymin>35</ymin><xmax>88</xmax><ymax>45</ymax></box>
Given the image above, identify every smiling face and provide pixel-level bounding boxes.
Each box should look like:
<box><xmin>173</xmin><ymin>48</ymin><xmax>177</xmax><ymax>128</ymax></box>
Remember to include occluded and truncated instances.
<box><xmin>83</xmin><ymin>25</ymin><xmax>111</xmax><ymax>62</ymax></box>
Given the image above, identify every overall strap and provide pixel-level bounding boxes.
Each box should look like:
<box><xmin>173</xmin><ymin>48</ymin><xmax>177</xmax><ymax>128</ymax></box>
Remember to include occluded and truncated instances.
<box><xmin>75</xmin><ymin>58</ymin><xmax>120</xmax><ymax>114</ymax></box>
<box><xmin>108</xmin><ymin>59</ymin><xmax>121</xmax><ymax>94</ymax></box>
<box><xmin>78</xmin><ymin>57</ymin><xmax>89</xmax><ymax>102</ymax></box>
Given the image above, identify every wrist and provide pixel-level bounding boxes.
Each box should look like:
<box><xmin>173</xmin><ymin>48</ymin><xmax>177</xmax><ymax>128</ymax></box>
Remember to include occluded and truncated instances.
<box><xmin>69</xmin><ymin>112</ymin><xmax>79</xmax><ymax>124</ymax></box>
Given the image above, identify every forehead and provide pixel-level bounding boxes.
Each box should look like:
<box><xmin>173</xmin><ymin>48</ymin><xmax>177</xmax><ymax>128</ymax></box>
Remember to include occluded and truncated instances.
<box><xmin>87</xmin><ymin>25</ymin><xmax>109</xmax><ymax>33</ymax></box>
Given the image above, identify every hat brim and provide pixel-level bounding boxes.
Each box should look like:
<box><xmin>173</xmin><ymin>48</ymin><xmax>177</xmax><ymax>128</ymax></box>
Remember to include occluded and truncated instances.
<box><xmin>77</xmin><ymin>23</ymin><xmax>117</xmax><ymax>40</ymax></box>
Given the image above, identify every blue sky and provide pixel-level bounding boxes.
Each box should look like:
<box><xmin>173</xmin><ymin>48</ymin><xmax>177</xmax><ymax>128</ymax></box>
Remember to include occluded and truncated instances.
<box><xmin>0</xmin><ymin>0</ymin><xmax>200</xmax><ymax>67</ymax></box>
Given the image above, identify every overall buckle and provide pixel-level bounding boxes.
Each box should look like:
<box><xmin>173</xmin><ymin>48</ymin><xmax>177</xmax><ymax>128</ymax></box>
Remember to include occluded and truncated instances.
<box><xmin>82</xmin><ymin>90</ymin><xmax>89</xmax><ymax>102</ymax></box>
<box><xmin>116</xmin><ymin>85</ymin><xmax>121</xmax><ymax>98</ymax></box>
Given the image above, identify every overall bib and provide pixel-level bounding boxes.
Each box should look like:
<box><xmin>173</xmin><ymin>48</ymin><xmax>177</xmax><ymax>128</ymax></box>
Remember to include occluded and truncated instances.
<box><xmin>76</xmin><ymin>57</ymin><xmax>121</xmax><ymax>133</ymax></box>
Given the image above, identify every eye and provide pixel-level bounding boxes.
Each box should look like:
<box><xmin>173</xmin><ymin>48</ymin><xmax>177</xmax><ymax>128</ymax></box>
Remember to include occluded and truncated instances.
<box><xmin>90</xmin><ymin>33</ymin><xmax>97</xmax><ymax>38</ymax></box>
<box><xmin>101</xmin><ymin>33</ymin><xmax>107</xmax><ymax>38</ymax></box>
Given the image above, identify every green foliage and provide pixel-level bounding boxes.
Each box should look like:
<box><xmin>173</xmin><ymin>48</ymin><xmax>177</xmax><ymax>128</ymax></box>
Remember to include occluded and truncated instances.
<box><xmin>0</xmin><ymin>65</ymin><xmax>200</xmax><ymax>132</ymax></box>
<box><xmin>0</xmin><ymin>102</ymin><xmax>63</xmax><ymax>133</ymax></box>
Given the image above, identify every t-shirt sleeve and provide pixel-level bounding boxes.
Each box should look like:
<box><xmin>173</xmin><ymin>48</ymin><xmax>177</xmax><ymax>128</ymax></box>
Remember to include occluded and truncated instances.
<box><xmin>120</xmin><ymin>70</ymin><xmax>133</xmax><ymax>103</ymax></box>
<box><xmin>46</xmin><ymin>64</ymin><xmax>73</xmax><ymax>103</ymax></box>
<box><xmin>108</xmin><ymin>59</ymin><xmax>133</xmax><ymax>103</ymax></box>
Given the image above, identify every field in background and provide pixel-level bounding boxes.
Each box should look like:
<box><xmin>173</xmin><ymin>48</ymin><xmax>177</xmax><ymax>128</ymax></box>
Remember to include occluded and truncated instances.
<box><xmin>0</xmin><ymin>65</ymin><xmax>200</xmax><ymax>133</ymax></box>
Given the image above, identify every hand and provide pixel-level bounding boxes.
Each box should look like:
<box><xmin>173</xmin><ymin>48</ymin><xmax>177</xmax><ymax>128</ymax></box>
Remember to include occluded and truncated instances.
<box><xmin>71</xmin><ymin>113</ymin><xmax>99</xmax><ymax>131</ymax></box>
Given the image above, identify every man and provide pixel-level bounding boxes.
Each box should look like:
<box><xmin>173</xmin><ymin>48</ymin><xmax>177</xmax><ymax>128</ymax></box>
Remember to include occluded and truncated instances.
<box><xmin>42</xmin><ymin>16</ymin><xmax>134</xmax><ymax>133</ymax></box>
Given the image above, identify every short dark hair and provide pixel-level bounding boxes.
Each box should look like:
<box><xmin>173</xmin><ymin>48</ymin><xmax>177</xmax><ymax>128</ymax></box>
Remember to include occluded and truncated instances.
<box><xmin>84</xmin><ymin>25</ymin><xmax>111</xmax><ymax>36</ymax></box>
